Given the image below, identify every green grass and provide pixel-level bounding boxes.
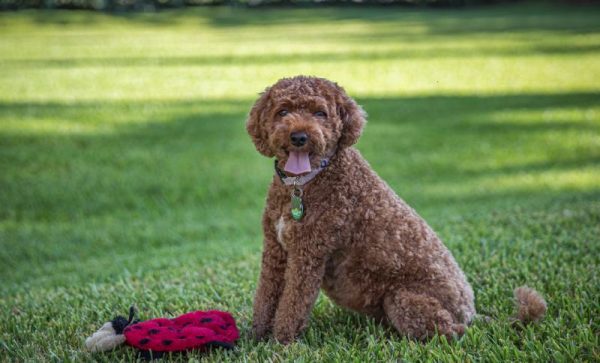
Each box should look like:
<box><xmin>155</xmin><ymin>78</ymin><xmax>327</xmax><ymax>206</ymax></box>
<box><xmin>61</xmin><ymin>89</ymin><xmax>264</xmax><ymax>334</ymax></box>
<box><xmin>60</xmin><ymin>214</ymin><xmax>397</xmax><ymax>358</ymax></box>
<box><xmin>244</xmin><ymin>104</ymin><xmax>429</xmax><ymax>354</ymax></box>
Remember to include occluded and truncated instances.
<box><xmin>1</xmin><ymin>2</ymin><xmax>599</xmax><ymax>361</ymax></box>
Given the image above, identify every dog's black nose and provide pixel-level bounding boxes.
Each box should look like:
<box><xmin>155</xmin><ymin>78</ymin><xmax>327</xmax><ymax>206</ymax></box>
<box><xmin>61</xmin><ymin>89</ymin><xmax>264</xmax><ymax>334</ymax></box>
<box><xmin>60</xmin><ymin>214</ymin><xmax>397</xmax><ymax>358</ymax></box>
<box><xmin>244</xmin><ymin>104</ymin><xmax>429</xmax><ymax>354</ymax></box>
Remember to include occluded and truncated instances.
<box><xmin>290</xmin><ymin>132</ymin><xmax>308</xmax><ymax>147</ymax></box>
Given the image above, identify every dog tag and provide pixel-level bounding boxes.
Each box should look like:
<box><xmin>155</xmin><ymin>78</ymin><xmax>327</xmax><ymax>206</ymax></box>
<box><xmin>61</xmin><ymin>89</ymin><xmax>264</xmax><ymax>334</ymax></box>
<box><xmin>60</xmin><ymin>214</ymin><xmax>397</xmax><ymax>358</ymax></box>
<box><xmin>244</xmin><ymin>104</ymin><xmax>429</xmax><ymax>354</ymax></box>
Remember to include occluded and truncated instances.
<box><xmin>291</xmin><ymin>188</ymin><xmax>304</xmax><ymax>221</ymax></box>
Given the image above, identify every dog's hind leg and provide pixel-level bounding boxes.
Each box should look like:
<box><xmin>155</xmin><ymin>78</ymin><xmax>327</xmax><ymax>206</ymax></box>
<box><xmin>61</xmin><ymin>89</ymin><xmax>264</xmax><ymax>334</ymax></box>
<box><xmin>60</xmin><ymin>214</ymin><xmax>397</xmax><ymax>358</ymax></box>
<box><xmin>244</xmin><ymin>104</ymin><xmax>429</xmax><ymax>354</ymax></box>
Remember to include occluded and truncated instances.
<box><xmin>383</xmin><ymin>289</ymin><xmax>466</xmax><ymax>340</ymax></box>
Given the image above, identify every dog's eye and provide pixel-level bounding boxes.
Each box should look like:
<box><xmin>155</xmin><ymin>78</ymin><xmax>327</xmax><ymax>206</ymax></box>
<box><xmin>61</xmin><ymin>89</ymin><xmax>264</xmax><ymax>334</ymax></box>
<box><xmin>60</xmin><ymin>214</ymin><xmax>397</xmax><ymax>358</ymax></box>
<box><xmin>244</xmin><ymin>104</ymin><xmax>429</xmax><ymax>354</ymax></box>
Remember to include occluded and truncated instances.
<box><xmin>277</xmin><ymin>110</ymin><xmax>289</xmax><ymax>117</ymax></box>
<box><xmin>314</xmin><ymin>111</ymin><xmax>327</xmax><ymax>118</ymax></box>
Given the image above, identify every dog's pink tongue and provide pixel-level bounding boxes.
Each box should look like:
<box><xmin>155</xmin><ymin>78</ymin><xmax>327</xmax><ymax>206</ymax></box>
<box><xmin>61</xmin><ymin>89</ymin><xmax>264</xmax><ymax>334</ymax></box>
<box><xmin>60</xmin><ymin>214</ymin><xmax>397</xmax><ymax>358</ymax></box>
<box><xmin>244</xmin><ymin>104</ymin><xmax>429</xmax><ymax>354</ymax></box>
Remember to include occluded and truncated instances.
<box><xmin>284</xmin><ymin>151</ymin><xmax>311</xmax><ymax>175</ymax></box>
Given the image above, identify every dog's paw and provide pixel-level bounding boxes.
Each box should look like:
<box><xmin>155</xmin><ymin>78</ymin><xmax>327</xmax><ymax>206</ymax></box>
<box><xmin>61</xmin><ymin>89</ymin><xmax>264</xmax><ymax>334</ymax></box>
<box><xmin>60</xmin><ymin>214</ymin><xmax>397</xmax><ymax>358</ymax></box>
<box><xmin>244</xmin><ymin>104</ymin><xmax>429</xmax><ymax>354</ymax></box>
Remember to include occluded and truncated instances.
<box><xmin>273</xmin><ymin>326</ymin><xmax>298</xmax><ymax>345</ymax></box>
<box><xmin>273</xmin><ymin>333</ymin><xmax>295</xmax><ymax>345</ymax></box>
<box><xmin>439</xmin><ymin>323</ymin><xmax>466</xmax><ymax>341</ymax></box>
<box><xmin>450</xmin><ymin>323</ymin><xmax>466</xmax><ymax>339</ymax></box>
<box><xmin>251</xmin><ymin>324</ymin><xmax>271</xmax><ymax>342</ymax></box>
<box><xmin>433</xmin><ymin>310</ymin><xmax>466</xmax><ymax>340</ymax></box>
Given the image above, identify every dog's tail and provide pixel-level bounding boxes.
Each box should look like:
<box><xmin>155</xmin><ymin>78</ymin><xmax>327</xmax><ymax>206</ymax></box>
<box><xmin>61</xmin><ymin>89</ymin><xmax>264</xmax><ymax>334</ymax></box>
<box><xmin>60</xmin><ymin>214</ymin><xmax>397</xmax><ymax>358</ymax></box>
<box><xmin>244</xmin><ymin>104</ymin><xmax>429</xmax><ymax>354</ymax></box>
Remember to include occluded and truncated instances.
<box><xmin>476</xmin><ymin>286</ymin><xmax>547</xmax><ymax>326</ymax></box>
<box><xmin>512</xmin><ymin>286</ymin><xmax>547</xmax><ymax>324</ymax></box>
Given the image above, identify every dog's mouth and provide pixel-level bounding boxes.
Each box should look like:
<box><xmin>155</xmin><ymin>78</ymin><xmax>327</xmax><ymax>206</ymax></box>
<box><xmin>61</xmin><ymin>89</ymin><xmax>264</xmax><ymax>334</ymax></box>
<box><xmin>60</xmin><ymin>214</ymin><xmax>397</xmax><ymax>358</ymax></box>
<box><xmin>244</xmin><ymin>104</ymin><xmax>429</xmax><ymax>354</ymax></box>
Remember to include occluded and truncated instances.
<box><xmin>283</xmin><ymin>150</ymin><xmax>312</xmax><ymax>176</ymax></box>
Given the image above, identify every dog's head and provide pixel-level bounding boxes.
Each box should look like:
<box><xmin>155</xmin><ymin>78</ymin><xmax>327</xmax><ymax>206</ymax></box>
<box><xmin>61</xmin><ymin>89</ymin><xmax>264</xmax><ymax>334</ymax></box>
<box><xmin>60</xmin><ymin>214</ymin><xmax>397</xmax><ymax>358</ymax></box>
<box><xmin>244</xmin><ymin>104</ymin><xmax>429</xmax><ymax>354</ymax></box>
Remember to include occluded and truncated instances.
<box><xmin>246</xmin><ymin>76</ymin><xmax>366</xmax><ymax>175</ymax></box>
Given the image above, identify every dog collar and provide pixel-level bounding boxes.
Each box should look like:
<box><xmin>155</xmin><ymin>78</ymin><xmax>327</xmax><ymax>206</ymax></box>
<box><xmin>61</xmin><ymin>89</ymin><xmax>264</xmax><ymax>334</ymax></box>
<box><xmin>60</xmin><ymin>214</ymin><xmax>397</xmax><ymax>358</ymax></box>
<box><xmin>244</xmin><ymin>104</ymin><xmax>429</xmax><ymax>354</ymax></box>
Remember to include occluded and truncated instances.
<box><xmin>274</xmin><ymin>151</ymin><xmax>336</xmax><ymax>221</ymax></box>
<box><xmin>274</xmin><ymin>157</ymin><xmax>330</xmax><ymax>187</ymax></box>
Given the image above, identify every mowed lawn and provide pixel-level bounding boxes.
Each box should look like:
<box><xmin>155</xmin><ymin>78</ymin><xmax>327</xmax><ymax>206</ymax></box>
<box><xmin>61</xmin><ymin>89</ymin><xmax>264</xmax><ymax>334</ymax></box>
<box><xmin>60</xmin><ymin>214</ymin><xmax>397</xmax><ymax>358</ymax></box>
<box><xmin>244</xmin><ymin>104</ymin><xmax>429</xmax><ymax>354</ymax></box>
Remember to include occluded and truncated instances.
<box><xmin>1</xmin><ymin>3</ymin><xmax>599</xmax><ymax>361</ymax></box>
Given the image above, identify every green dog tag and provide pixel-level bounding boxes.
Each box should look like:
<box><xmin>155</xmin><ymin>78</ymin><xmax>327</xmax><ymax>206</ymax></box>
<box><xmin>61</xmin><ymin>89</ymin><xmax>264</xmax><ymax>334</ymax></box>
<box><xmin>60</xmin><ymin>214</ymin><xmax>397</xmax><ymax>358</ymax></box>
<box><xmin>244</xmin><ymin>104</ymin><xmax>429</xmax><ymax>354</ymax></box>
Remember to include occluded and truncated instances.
<box><xmin>291</xmin><ymin>192</ymin><xmax>304</xmax><ymax>221</ymax></box>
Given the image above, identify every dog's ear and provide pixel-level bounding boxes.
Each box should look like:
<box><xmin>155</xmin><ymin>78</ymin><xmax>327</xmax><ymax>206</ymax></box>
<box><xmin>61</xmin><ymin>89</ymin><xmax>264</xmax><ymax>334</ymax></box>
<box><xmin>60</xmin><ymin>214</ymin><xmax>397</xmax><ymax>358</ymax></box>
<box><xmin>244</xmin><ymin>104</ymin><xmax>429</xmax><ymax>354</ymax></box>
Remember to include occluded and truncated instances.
<box><xmin>246</xmin><ymin>88</ymin><xmax>275</xmax><ymax>157</ymax></box>
<box><xmin>337</xmin><ymin>94</ymin><xmax>366</xmax><ymax>149</ymax></box>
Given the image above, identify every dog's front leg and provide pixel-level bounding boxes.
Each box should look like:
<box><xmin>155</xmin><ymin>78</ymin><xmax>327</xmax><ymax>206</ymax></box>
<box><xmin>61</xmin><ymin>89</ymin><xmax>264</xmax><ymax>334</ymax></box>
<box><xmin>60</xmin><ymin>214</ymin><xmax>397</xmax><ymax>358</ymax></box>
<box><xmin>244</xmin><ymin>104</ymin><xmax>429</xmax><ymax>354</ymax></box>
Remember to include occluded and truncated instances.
<box><xmin>252</xmin><ymin>230</ymin><xmax>287</xmax><ymax>341</ymax></box>
<box><xmin>273</xmin><ymin>248</ymin><xmax>326</xmax><ymax>344</ymax></box>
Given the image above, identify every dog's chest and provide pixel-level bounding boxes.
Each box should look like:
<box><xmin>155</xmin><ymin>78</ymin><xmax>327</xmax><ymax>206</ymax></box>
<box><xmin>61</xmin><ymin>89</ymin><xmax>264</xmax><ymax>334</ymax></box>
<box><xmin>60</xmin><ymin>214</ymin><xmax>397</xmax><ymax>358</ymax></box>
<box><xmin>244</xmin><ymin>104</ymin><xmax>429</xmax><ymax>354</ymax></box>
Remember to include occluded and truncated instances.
<box><xmin>274</xmin><ymin>215</ymin><xmax>288</xmax><ymax>250</ymax></box>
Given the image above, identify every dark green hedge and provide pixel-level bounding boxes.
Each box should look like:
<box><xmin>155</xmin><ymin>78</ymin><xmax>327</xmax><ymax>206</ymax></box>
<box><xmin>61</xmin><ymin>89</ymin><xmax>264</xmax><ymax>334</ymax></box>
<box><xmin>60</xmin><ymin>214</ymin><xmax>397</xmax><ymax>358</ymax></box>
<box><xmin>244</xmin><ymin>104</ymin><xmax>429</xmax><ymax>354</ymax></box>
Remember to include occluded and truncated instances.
<box><xmin>0</xmin><ymin>0</ymin><xmax>226</xmax><ymax>11</ymax></box>
<box><xmin>0</xmin><ymin>0</ymin><xmax>521</xmax><ymax>11</ymax></box>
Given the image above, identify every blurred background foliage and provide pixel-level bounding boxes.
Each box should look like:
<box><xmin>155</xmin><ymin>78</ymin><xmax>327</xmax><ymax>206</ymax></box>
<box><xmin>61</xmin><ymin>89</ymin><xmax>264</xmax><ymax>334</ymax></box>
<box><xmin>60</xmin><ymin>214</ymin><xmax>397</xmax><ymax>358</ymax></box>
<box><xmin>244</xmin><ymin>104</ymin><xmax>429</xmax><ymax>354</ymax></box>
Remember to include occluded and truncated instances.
<box><xmin>0</xmin><ymin>0</ymin><xmax>584</xmax><ymax>12</ymax></box>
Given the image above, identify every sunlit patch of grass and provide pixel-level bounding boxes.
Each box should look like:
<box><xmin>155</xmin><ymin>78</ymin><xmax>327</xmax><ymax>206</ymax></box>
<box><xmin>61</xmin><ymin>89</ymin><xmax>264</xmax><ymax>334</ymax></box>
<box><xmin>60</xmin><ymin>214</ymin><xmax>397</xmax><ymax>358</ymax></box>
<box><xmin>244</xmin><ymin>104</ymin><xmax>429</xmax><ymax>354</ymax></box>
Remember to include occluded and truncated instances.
<box><xmin>1</xmin><ymin>2</ymin><xmax>599</xmax><ymax>362</ymax></box>
<box><xmin>424</xmin><ymin>166</ymin><xmax>600</xmax><ymax>198</ymax></box>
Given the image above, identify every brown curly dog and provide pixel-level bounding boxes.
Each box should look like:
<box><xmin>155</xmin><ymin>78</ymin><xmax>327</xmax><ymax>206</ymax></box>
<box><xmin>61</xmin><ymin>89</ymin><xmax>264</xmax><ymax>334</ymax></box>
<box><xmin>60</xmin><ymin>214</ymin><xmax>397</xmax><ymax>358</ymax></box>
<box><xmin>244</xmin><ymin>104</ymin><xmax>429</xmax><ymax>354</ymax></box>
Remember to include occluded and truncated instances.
<box><xmin>246</xmin><ymin>75</ymin><xmax>546</xmax><ymax>344</ymax></box>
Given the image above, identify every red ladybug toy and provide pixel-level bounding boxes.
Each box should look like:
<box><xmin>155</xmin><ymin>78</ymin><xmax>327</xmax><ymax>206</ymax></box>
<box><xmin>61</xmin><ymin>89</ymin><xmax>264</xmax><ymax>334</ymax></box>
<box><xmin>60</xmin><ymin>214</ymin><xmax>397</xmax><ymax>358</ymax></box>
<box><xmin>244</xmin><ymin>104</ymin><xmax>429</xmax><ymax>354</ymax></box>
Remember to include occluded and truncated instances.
<box><xmin>85</xmin><ymin>306</ymin><xmax>239</xmax><ymax>360</ymax></box>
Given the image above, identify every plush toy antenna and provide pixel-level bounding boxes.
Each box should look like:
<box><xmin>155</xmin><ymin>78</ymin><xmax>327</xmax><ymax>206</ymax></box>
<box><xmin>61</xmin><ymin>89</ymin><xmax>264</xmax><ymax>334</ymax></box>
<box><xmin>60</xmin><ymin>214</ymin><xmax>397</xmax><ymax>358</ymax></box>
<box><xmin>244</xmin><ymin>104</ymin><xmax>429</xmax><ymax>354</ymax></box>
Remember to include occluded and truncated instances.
<box><xmin>85</xmin><ymin>305</ymin><xmax>136</xmax><ymax>352</ymax></box>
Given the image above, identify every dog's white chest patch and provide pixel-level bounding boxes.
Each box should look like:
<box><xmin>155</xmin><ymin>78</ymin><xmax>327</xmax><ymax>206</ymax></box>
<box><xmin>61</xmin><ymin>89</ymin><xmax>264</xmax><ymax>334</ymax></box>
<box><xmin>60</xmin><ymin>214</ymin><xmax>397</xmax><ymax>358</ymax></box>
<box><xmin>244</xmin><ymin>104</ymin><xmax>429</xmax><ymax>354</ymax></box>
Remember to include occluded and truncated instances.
<box><xmin>275</xmin><ymin>216</ymin><xmax>287</xmax><ymax>250</ymax></box>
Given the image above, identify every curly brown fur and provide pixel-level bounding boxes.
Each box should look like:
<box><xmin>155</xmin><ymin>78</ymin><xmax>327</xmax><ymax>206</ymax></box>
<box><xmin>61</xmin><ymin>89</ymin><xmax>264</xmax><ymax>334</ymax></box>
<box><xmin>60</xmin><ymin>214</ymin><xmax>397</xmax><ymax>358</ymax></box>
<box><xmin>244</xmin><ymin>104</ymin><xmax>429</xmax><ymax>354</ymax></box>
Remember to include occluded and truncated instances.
<box><xmin>247</xmin><ymin>75</ymin><xmax>543</xmax><ymax>344</ymax></box>
<box><xmin>514</xmin><ymin>286</ymin><xmax>547</xmax><ymax>324</ymax></box>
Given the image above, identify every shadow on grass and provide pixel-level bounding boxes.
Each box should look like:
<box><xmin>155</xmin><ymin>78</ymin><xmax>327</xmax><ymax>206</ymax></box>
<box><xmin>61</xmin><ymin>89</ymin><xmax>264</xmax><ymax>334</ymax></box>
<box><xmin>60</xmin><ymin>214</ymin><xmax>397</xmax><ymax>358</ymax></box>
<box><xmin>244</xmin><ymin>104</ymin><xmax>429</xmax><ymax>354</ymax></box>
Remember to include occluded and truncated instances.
<box><xmin>197</xmin><ymin>3</ymin><xmax>600</xmax><ymax>35</ymax></box>
<box><xmin>0</xmin><ymin>91</ymin><xmax>598</xmax><ymax>223</ymax></box>
<box><xmin>1</xmin><ymin>91</ymin><xmax>599</xmax><ymax>297</ymax></box>
<box><xmin>19</xmin><ymin>4</ymin><xmax>600</xmax><ymax>36</ymax></box>
<box><xmin>4</xmin><ymin>43</ymin><xmax>600</xmax><ymax>69</ymax></box>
